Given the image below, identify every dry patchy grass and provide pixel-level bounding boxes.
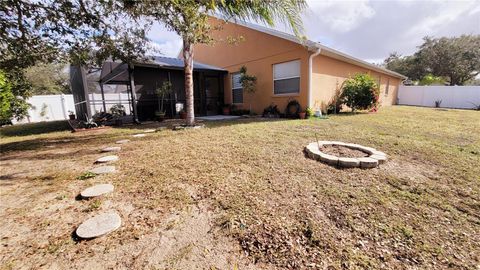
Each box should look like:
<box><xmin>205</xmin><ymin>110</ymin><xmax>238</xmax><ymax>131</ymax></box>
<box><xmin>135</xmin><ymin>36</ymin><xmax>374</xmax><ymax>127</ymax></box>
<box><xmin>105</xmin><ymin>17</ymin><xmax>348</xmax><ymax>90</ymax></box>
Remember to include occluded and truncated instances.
<box><xmin>0</xmin><ymin>106</ymin><xmax>479</xmax><ymax>269</ymax></box>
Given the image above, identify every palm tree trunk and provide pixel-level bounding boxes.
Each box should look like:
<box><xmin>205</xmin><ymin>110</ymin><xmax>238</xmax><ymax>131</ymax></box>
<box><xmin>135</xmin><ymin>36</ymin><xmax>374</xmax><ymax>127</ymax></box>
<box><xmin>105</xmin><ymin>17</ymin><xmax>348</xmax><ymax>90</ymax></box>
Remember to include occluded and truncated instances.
<box><xmin>183</xmin><ymin>38</ymin><xmax>195</xmax><ymax>125</ymax></box>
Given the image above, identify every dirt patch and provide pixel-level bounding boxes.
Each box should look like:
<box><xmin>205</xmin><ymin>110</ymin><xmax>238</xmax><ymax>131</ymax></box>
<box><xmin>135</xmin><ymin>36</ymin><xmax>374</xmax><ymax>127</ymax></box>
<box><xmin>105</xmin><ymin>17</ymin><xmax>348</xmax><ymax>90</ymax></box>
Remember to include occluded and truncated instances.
<box><xmin>321</xmin><ymin>145</ymin><xmax>369</xmax><ymax>158</ymax></box>
<box><xmin>1</xmin><ymin>106</ymin><xmax>480</xmax><ymax>269</ymax></box>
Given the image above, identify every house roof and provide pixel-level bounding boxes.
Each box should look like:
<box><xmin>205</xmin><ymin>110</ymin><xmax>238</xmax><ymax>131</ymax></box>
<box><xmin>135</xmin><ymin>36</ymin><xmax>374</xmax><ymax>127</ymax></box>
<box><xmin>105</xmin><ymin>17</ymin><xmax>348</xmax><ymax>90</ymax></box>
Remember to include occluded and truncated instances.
<box><xmin>136</xmin><ymin>56</ymin><xmax>226</xmax><ymax>72</ymax></box>
<box><xmin>99</xmin><ymin>56</ymin><xmax>226</xmax><ymax>84</ymax></box>
<box><xmin>228</xmin><ymin>19</ymin><xmax>407</xmax><ymax>79</ymax></box>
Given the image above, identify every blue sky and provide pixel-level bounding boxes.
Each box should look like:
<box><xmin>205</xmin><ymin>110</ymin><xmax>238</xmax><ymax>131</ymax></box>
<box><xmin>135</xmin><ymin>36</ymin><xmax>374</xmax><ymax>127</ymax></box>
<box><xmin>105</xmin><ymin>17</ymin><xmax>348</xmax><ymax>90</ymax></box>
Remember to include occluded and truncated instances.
<box><xmin>147</xmin><ymin>0</ymin><xmax>480</xmax><ymax>64</ymax></box>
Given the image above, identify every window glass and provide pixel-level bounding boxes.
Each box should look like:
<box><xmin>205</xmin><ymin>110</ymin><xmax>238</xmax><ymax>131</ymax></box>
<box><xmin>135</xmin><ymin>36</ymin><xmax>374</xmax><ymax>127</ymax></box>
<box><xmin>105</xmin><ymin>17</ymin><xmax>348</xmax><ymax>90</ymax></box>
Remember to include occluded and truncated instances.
<box><xmin>274</xmin><ymin>78</ymin><xmax>300</xmax><ymax>95</ymax></box>
<box><xmin>273</xmin><ymin>60</ymin><xmax>300</xmax><ymax>94</ymax></box>
<box><xmin>274</xmin><ymin>60</ymin><xmax>300</xmax><ymax>79</ymax></box>
<box><xmin>232</xmin><ymin>73</ymin><xmax>243</xmax><ymax>103</ymax></box>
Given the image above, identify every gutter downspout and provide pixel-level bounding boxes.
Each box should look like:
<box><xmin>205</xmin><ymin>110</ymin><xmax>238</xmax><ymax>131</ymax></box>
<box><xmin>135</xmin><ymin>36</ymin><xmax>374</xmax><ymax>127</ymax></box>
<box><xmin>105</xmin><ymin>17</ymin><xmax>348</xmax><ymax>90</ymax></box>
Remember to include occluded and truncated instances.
<box><xmin>308</xmin><ymin>47</ymin><xmax>321</xmax><ymax>108</ymax></box>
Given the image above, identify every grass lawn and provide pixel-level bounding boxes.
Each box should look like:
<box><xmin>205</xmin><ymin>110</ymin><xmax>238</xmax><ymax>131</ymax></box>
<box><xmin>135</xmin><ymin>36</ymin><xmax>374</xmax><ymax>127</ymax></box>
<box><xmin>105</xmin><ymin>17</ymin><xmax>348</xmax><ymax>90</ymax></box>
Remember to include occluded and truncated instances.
<box><xmin>0</xmin><ymin>106</ymin><xmax>479</xmax><ymax>269</ymax></box>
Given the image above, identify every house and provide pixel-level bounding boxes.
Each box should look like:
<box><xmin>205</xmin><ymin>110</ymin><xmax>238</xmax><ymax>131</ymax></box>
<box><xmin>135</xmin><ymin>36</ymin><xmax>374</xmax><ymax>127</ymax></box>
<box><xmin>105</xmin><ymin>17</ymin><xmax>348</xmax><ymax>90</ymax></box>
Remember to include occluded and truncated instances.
<box><xmin>70</xmin><ymin>56</ymin><xmax>226</xmax><ymax>122</ymax></box>
<box><xmin>189</xmin><ymin>17</ymin><xmax>406</xmax><ymax>114</ymax></box>
<box><xmin>71</xmin><ymin>19</ymin><xmax>406</xmax><ymax>123</ymax></box>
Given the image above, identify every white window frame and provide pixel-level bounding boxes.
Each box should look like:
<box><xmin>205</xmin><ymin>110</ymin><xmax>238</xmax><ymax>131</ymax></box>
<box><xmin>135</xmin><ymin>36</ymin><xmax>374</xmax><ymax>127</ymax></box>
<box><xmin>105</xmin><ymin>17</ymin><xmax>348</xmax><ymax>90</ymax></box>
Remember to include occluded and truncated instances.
<box><xmin>231</xmin><ymin>72</ymin><xmax>243</xmax><ymax>104</ymax></box>
<box><xmin>273</xmin><ymin>60</ymin><xmax>301</xmax><ymax>96</ymax></box>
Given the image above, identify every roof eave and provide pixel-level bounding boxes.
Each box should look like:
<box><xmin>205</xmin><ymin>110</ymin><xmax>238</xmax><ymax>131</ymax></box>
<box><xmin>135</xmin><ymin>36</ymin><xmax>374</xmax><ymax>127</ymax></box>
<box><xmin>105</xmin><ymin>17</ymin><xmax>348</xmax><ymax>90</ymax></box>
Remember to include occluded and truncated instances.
<box><xmin>314</xmin><ymin>43</ymin><xmax>407</xmax><ymax>79</ymax></box>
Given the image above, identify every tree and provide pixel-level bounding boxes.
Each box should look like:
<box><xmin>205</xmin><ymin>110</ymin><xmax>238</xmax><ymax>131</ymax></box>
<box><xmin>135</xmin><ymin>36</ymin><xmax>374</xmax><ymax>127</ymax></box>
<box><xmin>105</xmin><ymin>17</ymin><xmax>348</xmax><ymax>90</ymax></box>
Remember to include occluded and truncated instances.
<box><xmin>384</xmin><ymin>35</ymin><xmax>480</xmax><ymax>85</ymax></box>
<box><xmin>25</xmin><ymin>63</ymin><xmax>70</xmax><ymax>95</ymax></box>
<box><xmin>239</xmin><ymin>66</ymin><xmax>257</xmax><ymax>114</ymax></box>
<box><xmin>341</xmin><ymin>73</ymin><xmax>379</xmax><ymax>112</ymax></box>
<box><xmin>384</xmin><ymin>52</ymin><xmax>426</xmax><ymax>81</ymax></box>
<box><xmin>126</xmin><ymin>0</ymin><xmax>307</xmax><ymax>125</ymax></box>
<box><xmin>418</xmin><ymin>74</ymin><xmax>446</xmax><ymax>86</ymax></box>
<box><xmin>0</xmin><ymin>0</ymin><xmax>149</xmax><ymax>121</ymax></box>
<box><xmin>0</xmin><ymin>70</ymin><xmax>15</xmax><ymax>125</ymax></box>
<box><xmin>1</xmin><ymin>69</ymin><xmax>32</xmax><ymax>122</ymax></box>
<box><xmin>418</xmin><ymin>35</ymin><xmax>480</xmax><ymax>85</ymax></box>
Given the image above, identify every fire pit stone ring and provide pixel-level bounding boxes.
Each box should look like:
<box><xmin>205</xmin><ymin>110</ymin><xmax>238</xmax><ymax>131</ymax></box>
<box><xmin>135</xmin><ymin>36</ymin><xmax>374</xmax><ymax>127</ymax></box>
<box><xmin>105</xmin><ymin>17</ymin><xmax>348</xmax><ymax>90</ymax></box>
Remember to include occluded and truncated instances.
<box><xmin>305</xmin><ymin>141</ymin><xmax>387</xmax><ymax>168</ymax></box>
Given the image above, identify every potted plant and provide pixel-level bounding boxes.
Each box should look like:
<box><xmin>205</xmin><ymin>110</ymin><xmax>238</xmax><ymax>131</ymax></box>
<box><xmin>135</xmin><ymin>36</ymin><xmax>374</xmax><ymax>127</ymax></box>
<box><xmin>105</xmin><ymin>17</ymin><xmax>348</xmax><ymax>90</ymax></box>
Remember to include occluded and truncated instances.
<box><xmin>179</xmin><ymin>109</ymin><xmax>187</xmax><ymax>119</ymax></box>
<box><xmin>155</xmin><ymin>111</ymin><xmax>165</xmax><ymax>121</ymax></box>
<box><xmin>68</xmin><ymin>110</ymin><xmax>76</xmax><ymax>120</ymax></box>
<box><xmin>222</xmin><ymin>104</ymin><xmax>231</xmax><ymax>115</ymax></box>
<box><xmin>110</xmin><ymin>104</ymin><xmax>126</xmax><ymax>126</ymax></box>
<box><xmin>299</xmin><ymin>111</ymin><xmax>306</xmax><ymax>119</ymax></box>
<box><xmin>155</xmin><ymin>81</ymin><xmax>172</xmax><ymax>121</ymax></box>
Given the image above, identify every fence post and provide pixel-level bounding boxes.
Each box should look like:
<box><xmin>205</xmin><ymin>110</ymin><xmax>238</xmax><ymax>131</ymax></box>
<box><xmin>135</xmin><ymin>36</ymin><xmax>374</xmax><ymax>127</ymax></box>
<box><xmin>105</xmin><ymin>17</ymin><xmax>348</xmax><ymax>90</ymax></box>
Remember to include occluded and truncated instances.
<box><xmin>60</xmin><ymin>94</ymin><xmax>68</xmax><ymax>119</ymax></box>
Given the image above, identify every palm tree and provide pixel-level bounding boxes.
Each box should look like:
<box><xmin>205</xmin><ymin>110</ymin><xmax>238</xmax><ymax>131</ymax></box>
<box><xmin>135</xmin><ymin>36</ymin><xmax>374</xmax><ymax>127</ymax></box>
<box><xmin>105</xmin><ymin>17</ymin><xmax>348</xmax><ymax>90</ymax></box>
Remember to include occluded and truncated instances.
<box><xmin>127</xmin><ymin>0</ymin><xmax>307</xmax><ymax>125</ymax></box>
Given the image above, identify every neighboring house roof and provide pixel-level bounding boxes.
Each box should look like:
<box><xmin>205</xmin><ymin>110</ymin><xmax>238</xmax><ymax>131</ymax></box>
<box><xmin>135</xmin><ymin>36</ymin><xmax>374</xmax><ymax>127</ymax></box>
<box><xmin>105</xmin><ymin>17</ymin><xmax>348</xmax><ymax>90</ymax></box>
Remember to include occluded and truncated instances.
<box><xmin>226</xmin><ymin>19</ymin><xmax>407</xmax><ymax>79</ymax></box>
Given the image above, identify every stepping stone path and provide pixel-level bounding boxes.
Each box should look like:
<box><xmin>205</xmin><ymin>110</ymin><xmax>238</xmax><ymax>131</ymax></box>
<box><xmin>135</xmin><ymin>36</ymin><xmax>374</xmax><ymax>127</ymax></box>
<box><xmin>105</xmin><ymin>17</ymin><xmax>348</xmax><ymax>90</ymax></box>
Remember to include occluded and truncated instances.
<box><xmin>74</xmin><ymin>137</ymin><xmax>124</xmax><ymax>241</ymax></box>
<box><xmin>80</xmin><ymin>184</ymin><xmax>114</xmax><ymax>198</ymax></box>
<box><xmin>101</xmin><ymin>146</ymin><xmax>121</xmax><ymax>152</ymax></box>
<box><xmin>76</xmin><ymin>212</ymin><xmax>122</xmax><ymax>239</ymax></box>
<box><xmin>95</xmin><ymin>155</ymin><xmax>119</xmax><ymax>163</ymax></box>
<box><xmin>305</xmin><ymin>141</ymin><xmax>387</xmax><ymax>169</ymax></box>
<box><xmin>143</xmin><ymin>129</ymin><xmax>156</xmax><ymax>133</ymax></box>
<box><xmin>89</xmin><ymin>166</ymin><xmax>116</xmax><ymax>175</ymax></box>
<box><xmin>132</xmin><ymin>134</ymin><xmax>146</xmax><ymax>138</ymax></box>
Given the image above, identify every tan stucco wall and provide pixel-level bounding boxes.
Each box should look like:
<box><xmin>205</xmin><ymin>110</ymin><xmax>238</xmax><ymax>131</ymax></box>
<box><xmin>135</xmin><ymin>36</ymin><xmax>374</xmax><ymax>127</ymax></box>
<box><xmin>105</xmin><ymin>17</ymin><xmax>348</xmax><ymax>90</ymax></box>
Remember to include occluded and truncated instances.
<box><xmin>193</xmin><ymin>18</ymin><xmax>311</xmax><ymax>114</ymax></box>
<box><xmin>311</xmin><ymin>55</ymin><xmax>401</xmax><ymax>111</ymax></box>
<box><xmin>193</xmin><ymin>18</ymin><xmax>402</xmax><ymax>114</ymax></box>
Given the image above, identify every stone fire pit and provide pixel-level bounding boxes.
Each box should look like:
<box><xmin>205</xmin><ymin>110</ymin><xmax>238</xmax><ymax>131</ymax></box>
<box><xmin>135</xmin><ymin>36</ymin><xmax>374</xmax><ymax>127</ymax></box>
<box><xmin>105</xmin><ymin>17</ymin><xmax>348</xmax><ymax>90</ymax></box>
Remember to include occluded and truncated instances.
<box><xmin>305</xmin><ymin>141</ymin><xmax>387</xmax><ymax>168</ymax></box>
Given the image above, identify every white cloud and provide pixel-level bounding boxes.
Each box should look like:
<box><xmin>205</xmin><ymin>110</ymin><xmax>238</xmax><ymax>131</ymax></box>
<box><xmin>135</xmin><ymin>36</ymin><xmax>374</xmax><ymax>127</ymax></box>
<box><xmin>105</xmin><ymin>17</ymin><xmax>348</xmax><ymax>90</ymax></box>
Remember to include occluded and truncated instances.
<box><xmin>144</xmin><ymin>0</ymin><xmax>480</xmax><ymax>61</ymax></box>
<box><xmin>146</xmin><ymin>22</ymin><xmax>182</xmax><ymax>57</ymax></box>
<box><xmin>306</xmin><ymin>0</ymin><xmax>375</xmax><ymax>32</ymax></box>
<box><xmin>404</xmin><ymin>0</ymin><xmax>478</xmax><ymax>39</ymax></box>
<box><xmin>147</xmin><ymin>39</ymin><xmax>182</xmax><ymax>57</ymax></box>
<box><xmin>304</xmin><ymin>0</ymin><xmax>480</xmax><ymax>61</ymax></box>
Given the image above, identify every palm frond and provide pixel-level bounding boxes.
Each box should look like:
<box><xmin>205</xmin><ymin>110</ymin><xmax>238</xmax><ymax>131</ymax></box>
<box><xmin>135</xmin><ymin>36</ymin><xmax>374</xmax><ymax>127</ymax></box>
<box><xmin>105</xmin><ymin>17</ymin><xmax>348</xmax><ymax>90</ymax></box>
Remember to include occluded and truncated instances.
<box><xmin>215</xmin><ymin>0</ymin><xmax>307</xmax><ymax>38</ymax></box>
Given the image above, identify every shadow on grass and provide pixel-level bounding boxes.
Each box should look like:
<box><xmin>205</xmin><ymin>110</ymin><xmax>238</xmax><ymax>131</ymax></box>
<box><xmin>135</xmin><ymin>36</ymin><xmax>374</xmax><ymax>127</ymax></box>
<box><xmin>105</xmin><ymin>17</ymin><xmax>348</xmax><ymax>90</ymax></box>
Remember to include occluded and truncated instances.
<box><xmin>0</xmin><ymin>121</ymin><xmax>71</xmax><ymax>137</ymax></box>
<box><xmin>0</xmin><ymin>115</ymin><xmax>335</xmax><ymax>157</ymax></box>
<box><xmin>0</xmin><ymin>131</ymin><xmax>124</xmax><ymax>156</ymax></box>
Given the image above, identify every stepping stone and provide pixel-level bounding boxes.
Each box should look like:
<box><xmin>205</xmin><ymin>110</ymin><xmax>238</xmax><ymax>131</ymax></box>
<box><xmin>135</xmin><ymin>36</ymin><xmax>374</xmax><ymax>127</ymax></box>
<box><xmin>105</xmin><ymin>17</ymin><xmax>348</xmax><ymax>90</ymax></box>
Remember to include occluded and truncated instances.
<box><xmin>143</xmin><ymin>129</ymin><xmax>156</xmax><ymax>133</ymax></box>
<box><xmin>89</xmin><ymin>166</ymin><xmax>116</xmax><ymax>175</ymax></box>
<box><xmin>95</xmin><ymin>155</ymin><xmax>119</xmax><ymax>163</ymax></box>
<box><xmin>101</xmin><ymin>146</ymin><xmax>121</xmax><ymax>152</ymax></box>
<box><xmin>116</xmin><ymin>139</ymin><xmax>130</xmax><ymax>144</ymax></box>
<box><xmin>358</xmin><ymin>157</ymin><xmax>379</xmax><ymax>168</ymax></box>
<box><xmin>76</xmin><ymin>212</ymin><xmax>121</xmax><ymax>239</ymax></box>
<box><xmin>132</xmin><ymin>134</ymin><xmax>146</xmax><ymax>138</ymax></box>
<box><xmin>80</xmin><ymin>184</ymin><xmax>114</xmax><ymax>198</ymax></box>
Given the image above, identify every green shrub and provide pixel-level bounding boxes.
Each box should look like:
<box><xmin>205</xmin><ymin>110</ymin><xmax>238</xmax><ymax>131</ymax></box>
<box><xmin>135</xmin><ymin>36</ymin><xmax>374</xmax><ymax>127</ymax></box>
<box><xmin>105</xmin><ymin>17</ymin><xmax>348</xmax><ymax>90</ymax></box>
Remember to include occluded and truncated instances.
<box><xmin>0</xmin><ymin>70</ymin><xmax>15</xmax><ymax>125</ymax></box>
<box><xmin>305</xmin><ymin>107</ymin><xmax>314</xmax><ymax>118</ymax></box>
<box><xmin>341</xmin><ymin>73</ymin><xmax>379</xmax><ymax>112</ymax></box>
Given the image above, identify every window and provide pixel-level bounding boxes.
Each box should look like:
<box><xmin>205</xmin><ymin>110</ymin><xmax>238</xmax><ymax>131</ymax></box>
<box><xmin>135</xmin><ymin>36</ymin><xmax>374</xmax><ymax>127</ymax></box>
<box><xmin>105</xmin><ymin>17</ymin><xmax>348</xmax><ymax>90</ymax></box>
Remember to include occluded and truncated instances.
<box><xmin>385</xmin><ymin>78</ymin><xmax>390</xmax><ymax>95</ymax></box>
<box><xmin>273</xmin><ymin>60</ymin><xmax>300</xmax><ymax>95</ymax></box>
<box><xmin>232</xmin><ymin>73</ymin><xmax>243</xmax><ymax>104</ymax></box>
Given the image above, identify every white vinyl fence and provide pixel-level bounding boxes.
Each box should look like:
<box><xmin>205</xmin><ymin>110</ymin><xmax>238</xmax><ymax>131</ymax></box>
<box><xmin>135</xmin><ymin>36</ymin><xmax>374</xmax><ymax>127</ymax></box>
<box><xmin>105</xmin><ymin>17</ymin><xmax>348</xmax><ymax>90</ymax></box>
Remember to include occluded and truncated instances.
<box><xmin>398</xmin><ymin>85</ymin><xmax>480</xmax><ymax>109</ymax></box>
<box><xmin>15</xmin><ymin>93</ymin><xmax>131</xmax><ymax>124</ymax></box>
